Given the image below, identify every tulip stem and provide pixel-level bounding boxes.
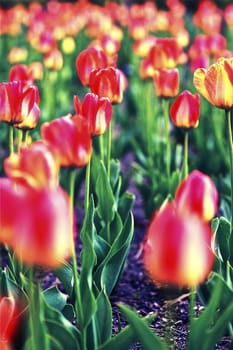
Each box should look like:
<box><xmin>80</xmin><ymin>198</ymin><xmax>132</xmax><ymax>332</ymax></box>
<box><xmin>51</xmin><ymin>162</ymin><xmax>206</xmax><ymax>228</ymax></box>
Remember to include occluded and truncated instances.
<box><xmin>106</xmin><ymin>119</ymin><xmax>112</xmax><ymax>178</ymax></box>
<box><xmin>9</xmin><ymin>125</ymin><xmax>14</xmax><ymax>155</ymax></box>
<box><xmin>69</xmin><ymin>169</ymin><xmax>87</xmax><ymax>349</ymax></box>
<box><xmin>84</xmin><ymin>160</ymin><xmax>91</xmax><ymax>213</ymax></box>
<box><xmin>162</xmin><ymin>98</ymin><xmax>171</xmax><ymax>180</ymax></box>
<box><xmin>226</xmin><ymin>109</ymin><xmax>233</xmax><ymax>233</ymax></box>
<box><xmin>183</xmin><ymin>130</ymin><xmax>189</xmax><ymax>179</ymax></box>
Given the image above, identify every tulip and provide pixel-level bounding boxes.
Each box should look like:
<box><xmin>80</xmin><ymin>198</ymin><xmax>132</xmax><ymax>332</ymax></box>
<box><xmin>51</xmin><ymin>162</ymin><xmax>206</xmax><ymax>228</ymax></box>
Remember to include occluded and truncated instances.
<box><xmin>0</xmin><ymin>296</ymin><xmax>19</xmax><ymax>350</ymax></box>
<box><xmin>90</xmin><ymin>66</ymin><xmax>128</xmax><ymax>104</ymax></box>
<box><xmin>175</xmin><ymin>170</ymin><xmax>218</xmax><ymax>222</ymax></box>
<box><xmin>41</xmin><ymin>114</ymin><xmax>92</xmax><ymax>168</ymax></box>
<box><xmin>147</xmin><ymin>37</ymin><xmax>185</xmax><ymax>69</ymax></box>
<box><xmin>0</xmin><ymin>81</ymin><xmax>40</xmax><ymax>129</ymax></box>
<box><xmin>170</xmin><ymin>90</ymin><xmax>200</xmax><ymax>129</ymax></box>
<box><xmin>75</xmin><ymin>47</ymin><xmax>108</xmax><ymax>86</ymax></box>
<box><xmin>143</xmin><ymin>201</ymin><xmax>215</xmax><ymax>287</ymax></box>
<box><xmin>44</xmin><ymin>49</ymin><xmax>63</xmax><ymax>71</ymax></box>
<box><xmin>0</xmin><ymin>179</ymin><xmax>74</xmax><ymax>267</ymax></box>
<box><xmin>4</xmin><ymin>141</ymin><xmax>59</xmax><ymax>189</ymax></box>
<box><xmin>7</xmin><ymin>47</ymin><xmax>28</xmax><ymax>63</ymax></box>
<box><xmin>73</xmin><ymin>93</ymin><xmax>112</xmax><ymax>136</ymax></box>
<box><xmin>193</xmin><ymin>57</ymin><xmax>233</xmax><ymax>110</ymax></box>
<box><xmin>8</xmin><ymin>64</ymin><xmax>33</xmax><ymax>84</ymax></box>
<box><xmin>153</xmin><ymin>68</ymin><xmax>180</xmax><ymax>98</ymax></box>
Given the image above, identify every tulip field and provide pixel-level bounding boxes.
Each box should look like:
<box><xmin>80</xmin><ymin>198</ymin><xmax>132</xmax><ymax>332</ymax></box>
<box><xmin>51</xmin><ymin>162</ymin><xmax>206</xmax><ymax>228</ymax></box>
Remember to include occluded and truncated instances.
<box><xmin>0</xmin><ymin>0</ymin><xmax>233</xmax><ymax>349</ymax></box>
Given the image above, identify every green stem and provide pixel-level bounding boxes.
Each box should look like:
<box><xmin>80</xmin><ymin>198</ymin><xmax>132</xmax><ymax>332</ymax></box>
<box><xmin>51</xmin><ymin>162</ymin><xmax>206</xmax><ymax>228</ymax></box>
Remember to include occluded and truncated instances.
<box><xmin>9</xmin><ymin>124</ymin><xmax>14</xmax><ymax>155</ymax></box>
<box><xmin>145</xmin><ymin>81</ymin><xmax>155</xmax><ymax>158</ymax></box>
<box><xmin>69</xmin><ymin>169</ymin><xmax>86</xmax><ymax>349</ymax></box>
<box><xmin>226</xmin><ymin>109</ymin><xmax>233</xmax><ymax>232</ymax></box>
<box><xmin>182</xmin><ymin>130</ymin><xmax>189</xmax><ymax>179</ymax></box>
<box><xmin>162</xmin><ymin>98</ymin><xmax>171</xmax><ymax>179</ymax></box>
<box><xmin>98</xmin><ymin>134</ymin><xmax>104</xmax><ymax>163</ymax></box>
<box><xmin>84</xmin><ymin>160</ymin><xmax>91</xmax><ymax>213</ymax></box>
<box><xmin>106</xmin><ymin>119</ymin><xmax>112</xmax><ymax>178</ymax></box>
<box><xmin>17</xmin><ymin>129</ymin><xmax>23</xmax><ymax>152</ymax></box>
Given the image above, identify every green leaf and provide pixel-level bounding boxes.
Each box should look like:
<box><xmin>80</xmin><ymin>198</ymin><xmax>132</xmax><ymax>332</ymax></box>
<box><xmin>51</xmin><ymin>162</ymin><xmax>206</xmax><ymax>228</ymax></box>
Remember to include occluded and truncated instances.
<box><xmin>96</xmin><ymin>161</ymin><xmax>115</xmax><ymax>223</ymax></box>
<box><xmin>54</xmin><ymin>263</ymin><xmax>73</xmax><ymax>299</ymax></box>
<box><xmin>94</xmin><ymin>212</ymin><xmax>134</xmax><ymax>295</ymax></box>
<box><xmin>188</xmin><ymin>273</ymin><xmax>233</xmax><ymax>350</ymax></box>
<box><xmin>79</xmin><ymin>196</ymin><xmax>97</xmax><ymax>329</ymax></box>
<box><xmin>98</xmin><ymin>309</ymin><xmax>157</xmax><ymax>350</ymax></box>
<box><xmin>43</xmin><ymin>293</ymin><xmax>80</xmax><ymax>348</ymax></box>
<box><xmin>118</xmin><ymin>191</ymin><xmax>135</xmax><ymax>222</ymax></box>
<box><xmin>110</xmin><ymin>158</ymin><xmax>121</xmax><ymax>189</ymax></box>
<box><xmin>46</xmin><ymin>319</ymin><xmax>80</xmax><ymax>350</ymax></box>
<box><xmin>43</xmin><ymin>286</ymin><xmax>67</xmax><ymax>311</ymax></box>
<box><xmin>95</xmin><ymin>288</ymin><xmax>112</xmax><ymax>345</ymax></box>
<box><xmin>213</xmin><ymin>216</ymin><xmax>230</xmax><ymax>262</ymax></box>
<box><xmin>118</xmin><ymin>304</ymin><xmax>168</xmax><ymax>350</ymax></box>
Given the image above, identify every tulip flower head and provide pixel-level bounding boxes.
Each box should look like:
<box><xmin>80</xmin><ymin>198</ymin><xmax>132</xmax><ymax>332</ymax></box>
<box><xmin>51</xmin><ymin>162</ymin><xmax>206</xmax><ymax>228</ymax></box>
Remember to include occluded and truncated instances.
<box><xmin>0</xmin><ymin>178</ymin><xmax>74</xmax><ymax>267</ymax></box>
<box><xmin>143</xmin><ymin>201</ymin><xmax>215</xmax><ymax>287</ymax></box>
<box><xmin>73</xmin><ymin>93</ymin><xmax>112</xmax><ymax>136</ymax></box>
<box><xmin>75</xmin><ymin>47</ymin><xmax>108</xmax><ymax>86</ymax></box>
<box><xmin>4</xmin><ymin>141</ymin><xmax>59</xmax><ymax>189</ymax></box>
<box><xmin>153</xmin><ymin>68</ymin><xmax>180</xmax><ymax>98</ymax></box>
<box><xmin>0</xmin><ymin>296</ymin><xmax>20</xmax><ymax>350</ymax></box>
<box><xmin>41</xmin><ymin>114</ymin><xmax>92</xmax><ymax>168</ymax></box>
<box><xmin>0</xmin><ymin>81</ymin><xmax>40</xmax><ymax>129</ymax></box>
<box><xmin>193</xmin><ymin>57</ymin><xmax>233</xmax><ymax>110</ymax></box>
<box><xmin>90</xmin><ymin>66</ymin><xmax>128</xmax><ymax>104</ymax></box>
<box><xmin>170</xmin><ymin>90</ymin><xmax>200</xmax><ymax>129</ymax></box>
<box><xmin>175</xmin><ymin>170</ymin><xmax>218</xmax><ymax>222</ymax></box>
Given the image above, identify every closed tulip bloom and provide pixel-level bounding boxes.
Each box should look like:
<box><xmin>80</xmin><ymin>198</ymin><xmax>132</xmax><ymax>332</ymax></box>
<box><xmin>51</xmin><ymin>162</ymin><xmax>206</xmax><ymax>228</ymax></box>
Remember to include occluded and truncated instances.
<box><xmin>153</xmin><ymin>68</ymin><xmax>180</xmax><ymax>98</ymax></box>
<box><xmin>73</xmin><ymin>93</ymin><xmax>112</xmax><ymax>136</ymax></box>
<box><xmin>170</xmin><ymin>90</ymin><xmax>200</xmax><ymax>128</ymax></box>
<box><xmin>175</xmin><ymin>170</ymin><xmax>218</xmax><ymax>222</ymax></box>
<box><xmin>0</xmin><ymin>81</ymin><xmax>40</xmax><ymax>128</ymax></box>
<box><xmin>4</xmin><ymin>141</ymin><xmax>59</xmax><ymax>189</ymax></box>
<box><xmin>143</xmin><ymin>201</ymin><xmax>215</xmax><ymax>287</ymax></box>
<box><xmin>193</xmin><ymin>57</ymin><xmax>233</xmax><ymax>110</ymax></box>
<box><xmin>0</xmin><ymin>296</ymin><xmax>20</xmax><ymax>350</ymax></box>
<box><xmin>41</xmin><ymin>114</ymin><xmax>92</xmax><ymax>168</ymax></box>
<box><xmin>8</xmin><ymin>64</ymin><xmax>33</xmax><ymax>84</ymax></box>
<box><xmin>0</xmin><ymin>179</ymin><xmax>74</xmax><ymax>267</ymax></box>
<box><xmin>44</xmin><ymin>49</ymin><xmax>63</xmax><ymax>70</ymax></box>
<box><xmin>75</xmin><ymin>47</ymin><xmax>108</xmax><ymax>86</ymax></box>
<box><xmin>90</xmin><ymin>66</ymin><xmax>128</xmax><ymax>104</ymax></box>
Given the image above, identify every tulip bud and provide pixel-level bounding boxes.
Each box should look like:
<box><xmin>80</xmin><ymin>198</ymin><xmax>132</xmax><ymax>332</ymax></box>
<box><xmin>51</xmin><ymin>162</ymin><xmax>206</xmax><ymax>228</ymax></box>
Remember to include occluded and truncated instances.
<box><xmin>175</xmin><ymin>170</ymin><xmax>218</xmax><ymax>222</ymax></box>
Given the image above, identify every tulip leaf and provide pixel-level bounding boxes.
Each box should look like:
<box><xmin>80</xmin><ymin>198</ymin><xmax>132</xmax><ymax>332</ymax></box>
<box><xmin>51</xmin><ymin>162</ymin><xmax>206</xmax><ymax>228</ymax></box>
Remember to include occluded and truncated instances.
<box><xmin>54</xmin><ymin>262</ymin><xmax>73</xmax><ymax>299</ymax></box>
<box><xmin>79</xmin><ymin>196</ymin><xmax>97</xmax><ymax>329</ymax></box>
<box><xmin>98</xmin><ymin>306</ymin><xmax>157</xmax><ymax>350</ymax></box>
<box><xmin>213</xmin><ymin>216</ymin><xmax>230</xmax><ymax>263</ymax></box>
<box><xmin>96</xmin><ymin>161</ymin><xmax>115</xmax><ymax>223</ymax></box>
<box><xmin>43</xmin><ymin>286</ymin><xmax>67</xmax><ymax>311</ymax></box>
<box><xmin>93</xmin><ymin>212</ymin><xmax>134</xmax><ymax>295</ymax></box>
<box><xmin>188</xmin><ymin>272</ymin><xmax>233</xmax><ymax>350</ymax></box>
<box><xmin>95</xmin><ymin>288</ymin><xmax>112</xmax><ymax>345</ymax></box>
<box><xmin>118</xmin><ymin>303</ymin><xmax>168</xmax><ymax>350</ymax></box>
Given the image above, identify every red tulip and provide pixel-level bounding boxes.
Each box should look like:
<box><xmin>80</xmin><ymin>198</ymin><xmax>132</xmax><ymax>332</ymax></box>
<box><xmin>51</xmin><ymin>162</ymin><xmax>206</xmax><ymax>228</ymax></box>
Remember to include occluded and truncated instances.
<box><xmin>0</xmin><ymin>81</ymin><xmax>40</xmax><ymax>129</ymax></box>
<box><xmin>143</xmin><ymin>201</ymin><xmax>215</xmax><ymax>287</ymax></box>
<box><xmin>44</xmin><ymin>49</ymin><xmax>63</xmax><ymax>70</ymax></box>
<box><xmin>175</xmin><ymin>170</ymin><xmax>218</xmax><ymax>222</ymax></box>
<box><xmin>4</xmin><ymin>141</ymin><xmax>59</xmax><ymax>189</ymax></box>
<box><xmin>153</xmin><ymin>68</ymin><xmax>180</xmax><ymax>98</ymax></box>
<box><xmin>73</xmin><ymin>93</ymin><xmax>112</xmax><ymax>136</ymax></box>
<box><xmin>8</xmin><ymin>64</ymin><xmax>34</xmax><ymax>84</ymax></box>
<box><xmin>0</xmin><ymin>296</ymin><xmax>20</xmax><ymax>350</ymax></box>
<box><xmin>170</xmin><ymin>90</ymin><xmax>200</xmax><ymax>128</ymax></box>
<box><xmin>41</xmin><ymin>114</ymin><xmax>92</xmax><ymax>167</ymax></box>
<box><xmin>75</xmin><ymin>47</ymin><xmax>108</xmax><ymax>86</ymax></box>
<box><xmin>90</xmin><ymin>66</ymin><xmax>128</xmax><ymax>104</ymax></box>
<box><xmin>0</xmin><ymin>178</ymin><xmax>74</xmax><ymax>267</ymax></box>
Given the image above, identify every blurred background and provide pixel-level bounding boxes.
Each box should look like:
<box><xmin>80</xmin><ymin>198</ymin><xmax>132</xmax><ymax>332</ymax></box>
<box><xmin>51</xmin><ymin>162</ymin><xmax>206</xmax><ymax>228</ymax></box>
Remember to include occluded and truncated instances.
<box><xmin>0</xmin><ymin>0</ymin><xmax>232</xmax><ymax>10</ymax></box>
